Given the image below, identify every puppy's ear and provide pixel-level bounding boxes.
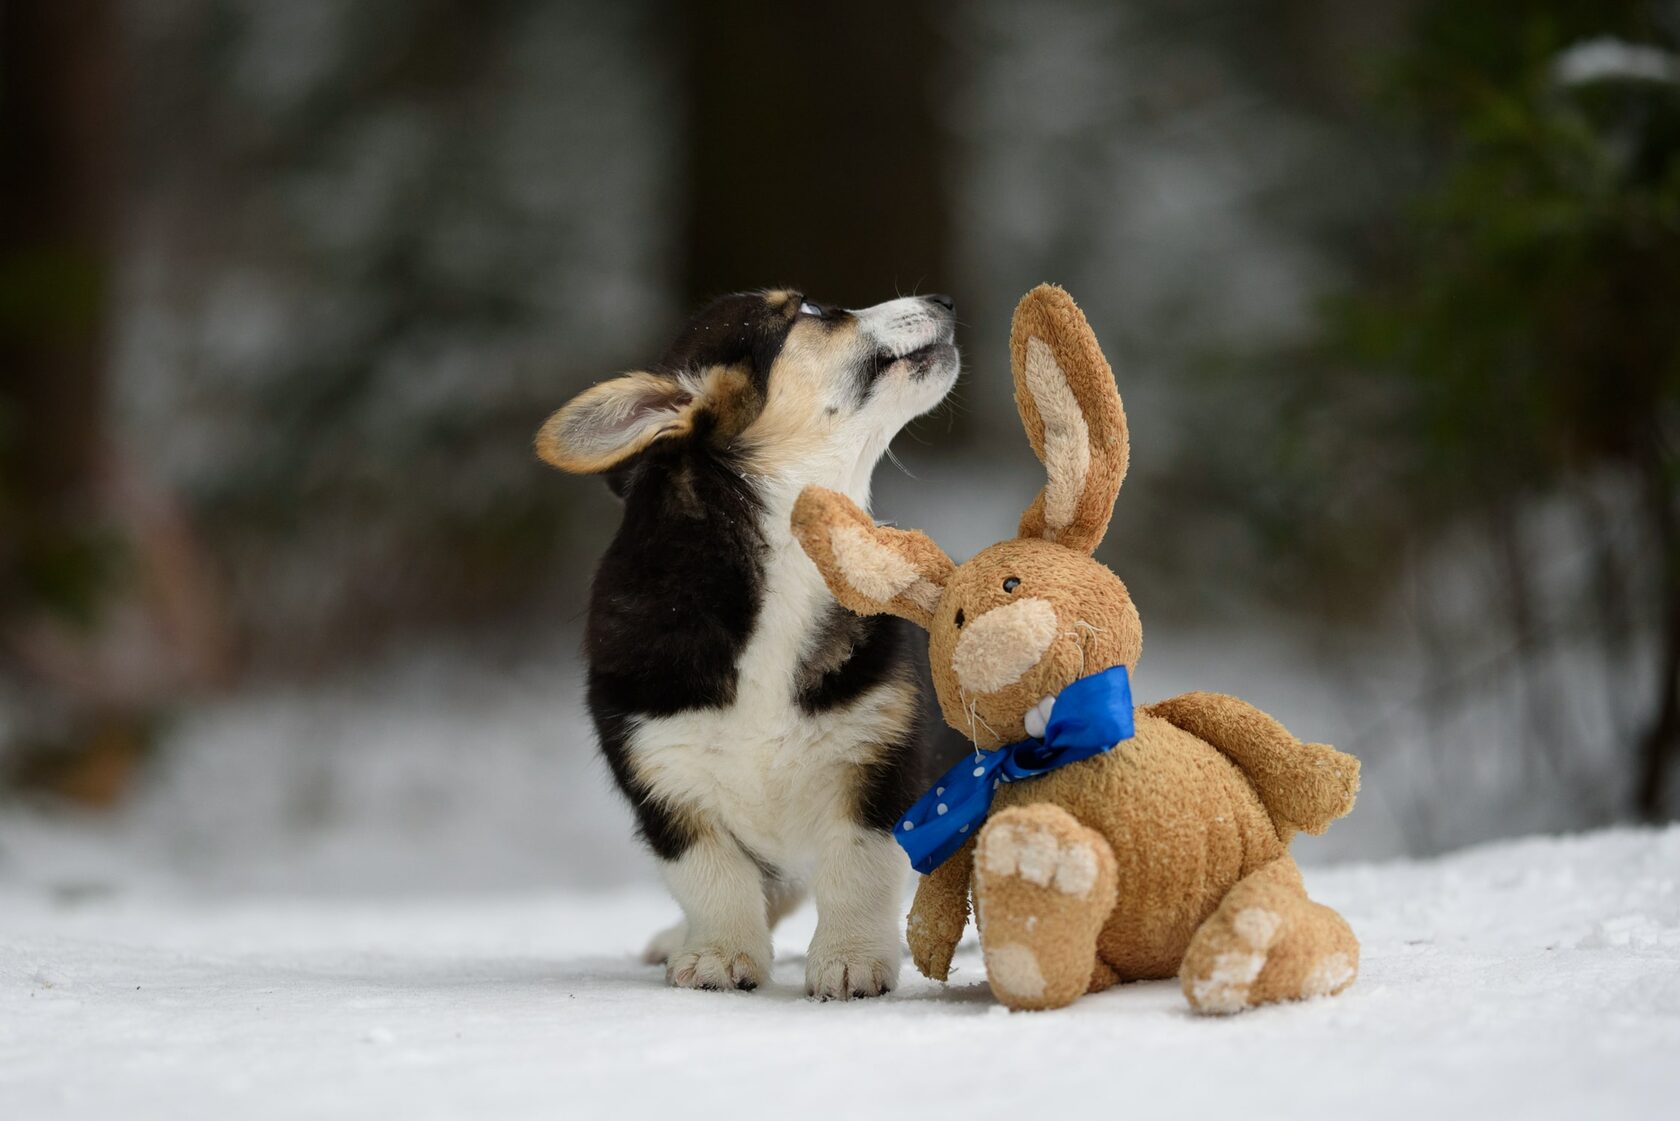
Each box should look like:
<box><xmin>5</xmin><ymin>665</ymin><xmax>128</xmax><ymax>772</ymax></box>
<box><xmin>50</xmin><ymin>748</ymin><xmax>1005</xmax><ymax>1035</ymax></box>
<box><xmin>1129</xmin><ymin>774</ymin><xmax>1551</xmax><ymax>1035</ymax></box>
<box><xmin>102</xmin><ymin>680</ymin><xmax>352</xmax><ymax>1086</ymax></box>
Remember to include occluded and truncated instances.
<box><xmin>1010</xmin><ymin>284</ymin><xmax>1129</xmax><ymax>554</ymax></box>
<box><xmin>536</xmin><ymin>372</ymin><xmax>696</xmax><ymax>474</ymax></box>
<box><xmin>792</xmin><ymin>486</ymin><xmax>953</xmax><ymax>630</ymax></box>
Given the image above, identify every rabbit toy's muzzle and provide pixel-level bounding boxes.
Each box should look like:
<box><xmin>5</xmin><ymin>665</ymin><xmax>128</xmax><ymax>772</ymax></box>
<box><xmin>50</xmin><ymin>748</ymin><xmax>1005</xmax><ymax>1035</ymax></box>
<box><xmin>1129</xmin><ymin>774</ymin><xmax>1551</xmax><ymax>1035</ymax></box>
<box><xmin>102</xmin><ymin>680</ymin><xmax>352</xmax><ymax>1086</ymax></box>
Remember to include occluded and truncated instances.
<box><xmin>951</xmin><ymin>597</ymin><xmax>1061</xmax><ymax>695</ymax></box>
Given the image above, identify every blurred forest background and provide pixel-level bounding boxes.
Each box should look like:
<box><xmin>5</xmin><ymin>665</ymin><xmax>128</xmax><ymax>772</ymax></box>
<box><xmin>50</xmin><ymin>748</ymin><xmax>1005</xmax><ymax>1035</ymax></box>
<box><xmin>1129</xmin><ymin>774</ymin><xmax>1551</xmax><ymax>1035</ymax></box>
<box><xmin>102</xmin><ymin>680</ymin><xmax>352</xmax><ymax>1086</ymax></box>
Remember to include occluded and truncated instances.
<box><xmin>1</xmin><ymin>0</ymin><xmax>1676</xmax><ymax>894</ymax></box>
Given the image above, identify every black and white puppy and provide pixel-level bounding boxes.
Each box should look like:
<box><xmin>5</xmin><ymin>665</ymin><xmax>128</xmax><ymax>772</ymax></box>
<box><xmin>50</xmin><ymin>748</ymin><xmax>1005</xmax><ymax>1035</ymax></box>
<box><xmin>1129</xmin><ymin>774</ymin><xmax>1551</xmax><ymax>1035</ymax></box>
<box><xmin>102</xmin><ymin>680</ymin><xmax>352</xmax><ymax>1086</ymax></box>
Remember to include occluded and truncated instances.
<box><xmin>537</xmin><ymin>290</ymin><xmax>959</xmax><ymax>999</ymax></box>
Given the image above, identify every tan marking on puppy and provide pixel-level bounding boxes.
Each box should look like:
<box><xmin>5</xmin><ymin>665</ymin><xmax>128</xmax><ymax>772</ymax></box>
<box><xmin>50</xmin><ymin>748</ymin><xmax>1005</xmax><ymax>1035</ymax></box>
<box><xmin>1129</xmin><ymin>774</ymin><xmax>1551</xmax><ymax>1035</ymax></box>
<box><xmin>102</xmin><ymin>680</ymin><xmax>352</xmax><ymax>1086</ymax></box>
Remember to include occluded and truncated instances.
<box><xmin>845</xmin><ymin>678</ymin><xmax>922</xmax><ymax>820</ymax></box>
<box><xmin>702</xmin><ymin>365</ymin><xmax>764</xmax><ymax>442</ymax></box>
<box><xmin>738</xmin><ymin>317</ymin><xmax>862</xmax><ymax>476</ymax></box>
<box><xmin>952</xmin><ymin>597</ymin><xmax>1060</xmax><ymax>694</ymax></box>
<box><xmin>621</xmin><ymin>757</ymin><xmax>717</xmax><ymax>848</ymax></box>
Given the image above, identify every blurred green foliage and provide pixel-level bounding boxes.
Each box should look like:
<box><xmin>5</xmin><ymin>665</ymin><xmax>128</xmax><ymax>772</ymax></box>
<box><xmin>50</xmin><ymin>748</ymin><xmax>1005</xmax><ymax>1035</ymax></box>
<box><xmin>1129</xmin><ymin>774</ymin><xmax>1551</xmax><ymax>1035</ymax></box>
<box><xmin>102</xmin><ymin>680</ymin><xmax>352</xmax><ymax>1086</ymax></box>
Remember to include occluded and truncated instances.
<box><xmin>1213</xmin><ymin>0</ymin><xmax>1679</xmax><ymax>593</ymax></box>
<box><xmin>1197</xmin><ymin>0</ymin><xmax>1680</xmax><ymax>813</ymax></box>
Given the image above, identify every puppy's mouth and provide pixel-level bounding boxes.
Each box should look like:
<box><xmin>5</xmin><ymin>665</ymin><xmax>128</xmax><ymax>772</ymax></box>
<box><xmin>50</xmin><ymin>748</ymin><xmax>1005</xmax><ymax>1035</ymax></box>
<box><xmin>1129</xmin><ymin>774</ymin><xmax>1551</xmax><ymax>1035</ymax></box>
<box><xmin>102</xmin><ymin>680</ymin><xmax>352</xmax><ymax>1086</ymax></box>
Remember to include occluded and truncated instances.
<box><xmin>878</xmin><ymin>341</ymin><xmax>957</xmax><ymax>379</ymax></box>
<box><xmin>870</xmin><ymin>323</ymin><xmax>959</xmax><ymax>383</ymax></box>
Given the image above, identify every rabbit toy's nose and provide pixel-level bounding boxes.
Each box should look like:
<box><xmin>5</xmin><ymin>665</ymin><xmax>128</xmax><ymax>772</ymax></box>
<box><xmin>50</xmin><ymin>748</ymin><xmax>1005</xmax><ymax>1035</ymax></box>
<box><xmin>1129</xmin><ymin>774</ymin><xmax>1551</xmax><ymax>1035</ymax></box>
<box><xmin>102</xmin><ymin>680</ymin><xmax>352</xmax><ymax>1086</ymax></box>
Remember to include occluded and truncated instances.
<box><xmin>951</xmin><ymin>598</ymin><xmax>1059</xmax><ymax>695</ymax></box>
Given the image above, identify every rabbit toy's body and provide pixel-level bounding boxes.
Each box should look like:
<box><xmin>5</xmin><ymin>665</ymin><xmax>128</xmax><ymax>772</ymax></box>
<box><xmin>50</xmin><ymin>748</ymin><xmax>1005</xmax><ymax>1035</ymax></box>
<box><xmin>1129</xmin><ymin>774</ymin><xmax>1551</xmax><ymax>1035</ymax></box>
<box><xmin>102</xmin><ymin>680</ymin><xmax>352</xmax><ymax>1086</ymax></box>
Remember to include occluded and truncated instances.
<box><xmin>911</xmin><ymin>699</ymin><xmax>1358</xmax><ymax>1010</ymax></box>
<box><xmin>792</xmin><ymin>284</ymin><xmax>1361</xmax><ymax>1013</ymax></box>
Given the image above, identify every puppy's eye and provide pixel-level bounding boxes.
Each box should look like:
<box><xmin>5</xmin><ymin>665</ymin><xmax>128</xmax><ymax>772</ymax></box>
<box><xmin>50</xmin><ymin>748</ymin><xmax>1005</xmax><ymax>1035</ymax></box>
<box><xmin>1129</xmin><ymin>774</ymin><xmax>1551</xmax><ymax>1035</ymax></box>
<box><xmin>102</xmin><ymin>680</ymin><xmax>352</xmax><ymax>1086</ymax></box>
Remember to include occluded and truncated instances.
<box><xmin>798</xmin><ymin>300</ymin><xmax>823</xmax><ymax>318</ymax></box>
<box><xmin>1003</xmin><ymin>577</ymin><xmax>1020</xmax><ymax>593</ymax></box>
<box><xmin>954</xmin><ymin>609</ymin><xmax>965</xmax><ymax>629</ymax></box>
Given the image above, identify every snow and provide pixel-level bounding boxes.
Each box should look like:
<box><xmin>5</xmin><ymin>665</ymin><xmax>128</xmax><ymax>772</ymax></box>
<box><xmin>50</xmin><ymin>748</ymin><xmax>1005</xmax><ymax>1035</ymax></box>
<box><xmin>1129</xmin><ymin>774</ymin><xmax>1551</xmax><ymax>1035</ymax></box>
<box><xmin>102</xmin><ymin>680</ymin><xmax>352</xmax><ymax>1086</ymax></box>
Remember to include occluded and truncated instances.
<box><xmin>4</xmin><ymin>827</ymin><xmax>1678</xmax><ymax>1121</ymax></box>
<box><xmin>1553</xmin><ymin>37</ymin><xmax>1680</xmax><ymax>86</ymax></box>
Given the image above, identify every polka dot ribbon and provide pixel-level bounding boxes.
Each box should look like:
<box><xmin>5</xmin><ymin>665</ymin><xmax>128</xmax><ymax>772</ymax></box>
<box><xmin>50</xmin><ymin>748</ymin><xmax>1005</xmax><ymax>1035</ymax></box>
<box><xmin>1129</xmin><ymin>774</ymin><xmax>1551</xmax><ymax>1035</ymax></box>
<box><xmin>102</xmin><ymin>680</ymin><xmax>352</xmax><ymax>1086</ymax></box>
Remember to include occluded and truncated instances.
<box><xmin>896</xmin><ymin>664</ymin><xmax>1135</xmax><ymax>875</ymax></box>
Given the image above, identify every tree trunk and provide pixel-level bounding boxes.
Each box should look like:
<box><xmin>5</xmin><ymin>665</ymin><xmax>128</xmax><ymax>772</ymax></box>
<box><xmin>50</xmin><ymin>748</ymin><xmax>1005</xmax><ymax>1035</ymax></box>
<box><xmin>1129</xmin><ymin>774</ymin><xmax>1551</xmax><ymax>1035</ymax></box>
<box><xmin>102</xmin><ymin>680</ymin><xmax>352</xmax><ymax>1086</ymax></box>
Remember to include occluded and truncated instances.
<box><xmin>0</xmin><ymin>0</ymin><xmax>134</xmax><ymax>804</ymax></box>
<box><xmin>677</xmin><ymin>0</ymin><xmax>952</xmax><ymax>309</ymax></box>
<box><xmin>0</xmin><ymin>0</ymin><xmax>118</xmax><ymax>608</ymax></box>
<box><xmin>1635</xmin><ymin>455</ymin><xmax>1680</xmax><ymax>820</ymax></box>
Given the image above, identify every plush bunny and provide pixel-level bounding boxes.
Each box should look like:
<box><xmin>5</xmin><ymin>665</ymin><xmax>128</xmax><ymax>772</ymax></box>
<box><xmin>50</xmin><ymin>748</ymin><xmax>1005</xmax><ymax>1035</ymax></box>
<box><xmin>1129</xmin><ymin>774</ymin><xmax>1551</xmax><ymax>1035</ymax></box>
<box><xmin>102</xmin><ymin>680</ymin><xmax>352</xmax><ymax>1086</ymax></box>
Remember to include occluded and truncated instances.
<box><xmin>790</xmin><ymin>284</ymin><xmax>1361</xmax><ymax>1013</ymax></box>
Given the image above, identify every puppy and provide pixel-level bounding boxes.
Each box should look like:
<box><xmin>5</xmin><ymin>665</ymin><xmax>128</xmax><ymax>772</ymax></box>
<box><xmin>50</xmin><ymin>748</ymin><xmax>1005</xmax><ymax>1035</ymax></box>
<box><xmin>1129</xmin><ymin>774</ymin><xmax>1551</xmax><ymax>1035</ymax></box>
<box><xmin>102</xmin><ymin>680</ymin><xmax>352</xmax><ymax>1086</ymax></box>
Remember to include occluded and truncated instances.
<box><xmin>537</xmin><ymin>289</ymin><xmax>960</xmax><ymax>998</ymax></box>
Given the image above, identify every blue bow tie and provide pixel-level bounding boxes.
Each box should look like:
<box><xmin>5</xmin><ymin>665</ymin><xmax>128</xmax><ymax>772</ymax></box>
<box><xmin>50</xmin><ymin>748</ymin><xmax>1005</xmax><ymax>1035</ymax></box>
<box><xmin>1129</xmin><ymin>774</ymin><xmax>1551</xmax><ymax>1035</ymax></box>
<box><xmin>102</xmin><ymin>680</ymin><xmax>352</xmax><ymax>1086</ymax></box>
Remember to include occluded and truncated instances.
<box><xmin>896</xmin><ymin>664</ymin><xmax>1136</xmax><ymax>875</ymax></box>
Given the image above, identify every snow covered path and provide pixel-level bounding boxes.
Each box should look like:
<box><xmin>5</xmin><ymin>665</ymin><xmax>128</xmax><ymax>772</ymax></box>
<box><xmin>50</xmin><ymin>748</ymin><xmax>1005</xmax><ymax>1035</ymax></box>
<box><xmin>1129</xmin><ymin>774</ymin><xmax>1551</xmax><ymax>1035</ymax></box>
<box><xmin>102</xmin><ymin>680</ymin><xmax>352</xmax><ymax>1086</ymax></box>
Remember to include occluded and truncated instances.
<box><xmin>4</xmin><ymin>828</ymin><xmax>1678</xmax><ymax>1121</ymax></box>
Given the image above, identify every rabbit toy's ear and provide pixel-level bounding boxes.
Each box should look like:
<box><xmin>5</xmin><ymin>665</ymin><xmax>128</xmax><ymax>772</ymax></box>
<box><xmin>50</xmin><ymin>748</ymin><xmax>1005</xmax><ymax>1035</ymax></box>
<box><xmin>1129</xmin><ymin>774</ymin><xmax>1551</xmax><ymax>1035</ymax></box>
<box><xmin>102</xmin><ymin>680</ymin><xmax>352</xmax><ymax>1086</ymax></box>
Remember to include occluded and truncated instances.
<box><xmin>791</xmin><ymin>486</ymin><xmax>954</xmax><ymax>630</ymax></box>
<box><xmin>1009</xmin><ymin>284</ymin><xmax>1129</xmax><ymax>554</ymax></box>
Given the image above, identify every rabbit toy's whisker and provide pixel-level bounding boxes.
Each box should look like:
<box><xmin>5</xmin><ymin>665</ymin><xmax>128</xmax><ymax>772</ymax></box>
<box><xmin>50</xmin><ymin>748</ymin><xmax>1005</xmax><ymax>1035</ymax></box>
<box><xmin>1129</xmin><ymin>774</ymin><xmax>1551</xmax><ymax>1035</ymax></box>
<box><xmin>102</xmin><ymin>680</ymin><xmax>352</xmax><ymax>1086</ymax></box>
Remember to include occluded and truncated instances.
<box><xmin>958</xmin><ymin>690</ymin><xmax>1001</xmax><ymax>759</ymax></box>
<box><xmin>1060</xmin><ymin>630</ymin><xmax>1087</xmax><ymax>678</ymax></box>
<box><xmin>960</xmin><ymin>690</ymin><xmax>982</xmax><ymax>758</ymax></box>
<box><xmin>1072</xmin><ymin>618</ymin><xmax>1107</xmax><ymax>677</ymax></box>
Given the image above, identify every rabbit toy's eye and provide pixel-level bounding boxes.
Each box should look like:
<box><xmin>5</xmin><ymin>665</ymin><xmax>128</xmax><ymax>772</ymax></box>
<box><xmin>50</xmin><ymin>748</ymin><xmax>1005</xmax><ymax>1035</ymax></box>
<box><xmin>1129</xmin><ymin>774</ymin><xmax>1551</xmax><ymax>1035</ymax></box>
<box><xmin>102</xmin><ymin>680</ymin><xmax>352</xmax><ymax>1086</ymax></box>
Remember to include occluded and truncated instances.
<box><xmin>954</xmin><ymin>608</ymin><xmax>965</xmax><ymax>628</ymax></box>
<box><xmin>1003</xmin><ymin>577</ymin><xmax>1020</xmax><ymax>593</ymax></box>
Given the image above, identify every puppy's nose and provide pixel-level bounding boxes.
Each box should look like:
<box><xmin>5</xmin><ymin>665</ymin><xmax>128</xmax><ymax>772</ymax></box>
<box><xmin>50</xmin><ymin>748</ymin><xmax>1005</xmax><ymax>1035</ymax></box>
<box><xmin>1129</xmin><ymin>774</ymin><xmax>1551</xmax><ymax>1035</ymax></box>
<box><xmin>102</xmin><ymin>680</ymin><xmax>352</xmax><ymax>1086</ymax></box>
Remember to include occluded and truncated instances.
<box><xmin>923</xmin><ymin>293</ymin><xmax>955</xmax><ymax>311</ymax></box>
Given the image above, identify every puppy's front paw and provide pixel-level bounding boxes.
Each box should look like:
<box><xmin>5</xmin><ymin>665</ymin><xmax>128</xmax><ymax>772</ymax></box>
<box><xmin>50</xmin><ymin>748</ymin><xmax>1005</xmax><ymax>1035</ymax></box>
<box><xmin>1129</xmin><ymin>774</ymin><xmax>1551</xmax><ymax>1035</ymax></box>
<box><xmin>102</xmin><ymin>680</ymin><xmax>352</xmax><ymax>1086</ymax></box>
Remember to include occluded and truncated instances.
<box><xmin>805</xmin><ymin>940</ymin><xmax>901</xmax><ymax>1001</ymax></box>
<box><xmin>666</xmin><ymin>943</ymin><xmax>768</xmax><ymax>991</ymax></box>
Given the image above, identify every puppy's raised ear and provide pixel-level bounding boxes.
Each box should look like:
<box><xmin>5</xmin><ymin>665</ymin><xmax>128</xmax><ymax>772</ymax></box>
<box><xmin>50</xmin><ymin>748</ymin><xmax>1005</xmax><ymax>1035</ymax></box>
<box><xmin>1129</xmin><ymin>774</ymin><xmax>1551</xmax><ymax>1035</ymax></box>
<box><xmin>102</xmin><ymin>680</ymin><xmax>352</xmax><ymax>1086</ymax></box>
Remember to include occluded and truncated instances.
<box><xmin>536</xmin><ymin>372</ymin><xmax>697</xmax><ymax>474</ymax></box>
<box><xmin>1010</xmin><ymin>284</ymin><xmax>1129</xmax><ymax>554</ymax></box>
<box><xmin>791</xmin><ymin>486</ymin><xmax>953</xmax><ymax>631</ymax></box>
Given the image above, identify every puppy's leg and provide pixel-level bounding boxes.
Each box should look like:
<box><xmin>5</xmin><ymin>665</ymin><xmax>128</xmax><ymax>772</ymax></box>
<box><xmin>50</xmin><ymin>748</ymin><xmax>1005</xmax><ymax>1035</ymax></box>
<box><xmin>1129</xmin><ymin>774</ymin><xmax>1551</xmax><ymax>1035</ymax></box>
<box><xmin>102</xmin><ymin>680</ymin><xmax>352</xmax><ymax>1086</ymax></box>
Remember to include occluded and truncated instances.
<box><xmin>765</xmin><ymin>877</ymin><xmax>807</xmax><ymax>929</ymax></box>
<box><xmin>806</xmin><ymin>827</ymin><xmax>905</xmax><ymax>1000</ymax></box>
<box><xmin>662</xmin><ymin>832</ymin><xmax>774</xmax><ymax>991</ymax></box>
<box><xmin>640</xmin><ymin>919</ymin><xmax>686</xmax><ymax>965</ymax></box>
<box><xmin>658</xmin><ymin>877</ymin><xmax>797</xmax><ymax>966</ymax></box>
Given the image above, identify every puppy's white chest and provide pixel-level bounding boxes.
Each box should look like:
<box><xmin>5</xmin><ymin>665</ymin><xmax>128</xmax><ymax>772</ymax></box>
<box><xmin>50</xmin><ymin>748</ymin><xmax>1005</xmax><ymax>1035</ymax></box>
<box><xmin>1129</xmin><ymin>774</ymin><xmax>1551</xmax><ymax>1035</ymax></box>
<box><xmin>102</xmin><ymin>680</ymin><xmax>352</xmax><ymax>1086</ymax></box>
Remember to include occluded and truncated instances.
<box><xmin>631</xmin><ymin>693</ymin><xmax>863</xmax><ymax>862</ymax></box>
<box><xmin>627</xmin><ymin>542</ymin><xmax>883</xmax><ymax>862</ymax></box>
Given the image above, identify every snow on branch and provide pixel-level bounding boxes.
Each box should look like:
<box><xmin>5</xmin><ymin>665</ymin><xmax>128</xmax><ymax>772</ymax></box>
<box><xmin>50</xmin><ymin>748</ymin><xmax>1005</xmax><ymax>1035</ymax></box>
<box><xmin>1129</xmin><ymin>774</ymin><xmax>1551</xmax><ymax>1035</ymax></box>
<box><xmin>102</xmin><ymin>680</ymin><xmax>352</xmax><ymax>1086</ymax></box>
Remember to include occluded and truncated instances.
<box><xmin>1552</xmin><ymin>37</ymin><xmax>1680</xmax><ymax>86</ymax></box>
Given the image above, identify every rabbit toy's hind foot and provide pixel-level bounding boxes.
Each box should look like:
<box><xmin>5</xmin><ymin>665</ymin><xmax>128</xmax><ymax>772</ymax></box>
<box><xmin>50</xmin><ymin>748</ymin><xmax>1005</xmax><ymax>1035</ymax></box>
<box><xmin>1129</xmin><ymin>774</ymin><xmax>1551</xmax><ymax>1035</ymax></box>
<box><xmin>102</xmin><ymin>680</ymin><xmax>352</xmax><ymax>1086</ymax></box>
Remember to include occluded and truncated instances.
<box><xmin>1179</xmin><ymin>855</ymin><xmax>1358</xmax><ymax>1014</ymax></box>
<box><xmin>973</xmin><ymin>803</ymin><xmax>1119</xmax><ymax>1011</ymax></box>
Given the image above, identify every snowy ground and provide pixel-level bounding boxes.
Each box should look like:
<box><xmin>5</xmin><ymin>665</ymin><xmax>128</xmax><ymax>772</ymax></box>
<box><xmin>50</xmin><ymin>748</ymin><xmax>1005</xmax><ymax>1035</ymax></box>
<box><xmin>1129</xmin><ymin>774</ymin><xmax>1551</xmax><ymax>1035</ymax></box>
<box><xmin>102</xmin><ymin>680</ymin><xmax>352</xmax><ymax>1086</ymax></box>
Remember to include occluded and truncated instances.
<box><xmin>4</xmin><ymin>827</ymin><xmax>1677</xmax><ymax>1121</ymax></box>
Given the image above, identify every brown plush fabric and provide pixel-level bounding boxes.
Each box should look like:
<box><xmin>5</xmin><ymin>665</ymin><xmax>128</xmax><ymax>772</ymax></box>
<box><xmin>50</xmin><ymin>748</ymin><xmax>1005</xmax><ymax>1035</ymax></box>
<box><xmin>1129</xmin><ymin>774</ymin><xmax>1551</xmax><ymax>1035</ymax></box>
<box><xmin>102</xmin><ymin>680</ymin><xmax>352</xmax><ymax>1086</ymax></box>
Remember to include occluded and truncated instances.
<box><xmin>925</xmin><ymin>538</ymin><xmax>1142</xmax><ymax>750</ymax></box>
<box><xmin>988</xmin><ymin>713</ymin><xmax>1286</xmax><ymax>985</ymax></box>
<box><xmin>1178</xmin><ymin>855</ymin><xmax>1359</xmax><ymax>1013</ymax></box>
<box><xmin>972</xmin><ymin>803</ymin><xmax>1119</xmax><ymax>1010</ymax></box>
<box><xmin>1145</xmin><ymin>692</ymin><xmax>1361</xmax><ymax>841</ymax></box>
<box><xmin>791</xmin><ymin>486</ymin><xmax>954</xmax><ymax>629</ymax></box>
<box><xmin>906</xmin><ymin>836</ymin><xmax>974</xmax><ymax>982</ymax></box>
<box><xmin>791</xmin><ymin>283</ymin><xmax>1361</xmax><ymax>1014</ymax></box>
<box><xmin>1010</xmin><ymin>286</ymin><xmax>1129</xmax><ymax>555</ymax></box>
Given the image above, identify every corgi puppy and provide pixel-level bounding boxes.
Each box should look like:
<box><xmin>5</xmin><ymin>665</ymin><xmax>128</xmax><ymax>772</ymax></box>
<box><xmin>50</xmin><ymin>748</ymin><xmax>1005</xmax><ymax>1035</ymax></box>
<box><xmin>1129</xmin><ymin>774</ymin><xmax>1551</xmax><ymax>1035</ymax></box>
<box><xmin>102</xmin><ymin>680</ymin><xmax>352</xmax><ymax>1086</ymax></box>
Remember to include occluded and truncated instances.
<box><xmin>537</xmin><ymin>289</ymin><xmax>959</xmax><ymax>998</ymax></box>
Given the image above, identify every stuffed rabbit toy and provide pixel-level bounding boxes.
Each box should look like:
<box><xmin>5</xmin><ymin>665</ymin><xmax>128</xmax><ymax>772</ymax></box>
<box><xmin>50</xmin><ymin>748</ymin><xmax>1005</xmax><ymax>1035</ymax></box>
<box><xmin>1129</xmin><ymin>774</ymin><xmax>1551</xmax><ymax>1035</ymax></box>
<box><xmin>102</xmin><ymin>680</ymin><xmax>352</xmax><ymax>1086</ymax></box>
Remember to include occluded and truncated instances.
<box><xmin>790</xmin><ymin>284</ymin><xmax>1361</xmax><ymax>1013</ymax></box>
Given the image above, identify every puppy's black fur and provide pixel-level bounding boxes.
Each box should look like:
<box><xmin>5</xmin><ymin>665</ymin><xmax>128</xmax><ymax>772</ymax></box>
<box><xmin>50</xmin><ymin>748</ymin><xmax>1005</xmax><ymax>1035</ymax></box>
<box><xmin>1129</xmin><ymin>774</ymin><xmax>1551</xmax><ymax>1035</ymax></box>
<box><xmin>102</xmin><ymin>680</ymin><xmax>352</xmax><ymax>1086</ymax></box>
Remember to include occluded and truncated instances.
<box><xmin>581</xmin><ymin>292</ymin><xmax>955</xmax><ymax>865</ymax></box>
